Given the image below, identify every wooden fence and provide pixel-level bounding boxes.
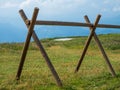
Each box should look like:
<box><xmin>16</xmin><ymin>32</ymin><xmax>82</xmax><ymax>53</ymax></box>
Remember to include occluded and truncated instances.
<box><xmin>16</xmin><ymin>7</ymin><xmax>120</xmax><ymax>87</ymax></box>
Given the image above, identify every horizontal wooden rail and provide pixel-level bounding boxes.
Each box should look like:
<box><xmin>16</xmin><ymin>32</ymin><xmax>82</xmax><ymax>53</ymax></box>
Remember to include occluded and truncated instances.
<box><xmin>30</xmin><ymin>20</ymin><xmax>120</xmax><ymax>29</ymax></box>
<box><xmin>97</xmin><ymin>24</ymin><xmax>120</xmax><ymax>29</ymax></box>
<box><xmin>35</xmin><ymin>20</ymin><xmax>92</xmax><ymax>27</ymax></box>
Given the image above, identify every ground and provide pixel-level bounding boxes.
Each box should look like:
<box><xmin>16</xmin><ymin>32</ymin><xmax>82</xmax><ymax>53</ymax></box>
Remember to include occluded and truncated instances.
<box><xmin>0</xmin><ymin>34</ymin><xmax>120</xmax><ymax>90</ymax></box>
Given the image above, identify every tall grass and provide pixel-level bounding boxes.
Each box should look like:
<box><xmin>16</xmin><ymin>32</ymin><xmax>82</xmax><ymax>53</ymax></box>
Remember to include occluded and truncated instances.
<box><xmin>0</xmin><ymin>34</ymin><xmax>120</xmax><ymax>90</ymax></box>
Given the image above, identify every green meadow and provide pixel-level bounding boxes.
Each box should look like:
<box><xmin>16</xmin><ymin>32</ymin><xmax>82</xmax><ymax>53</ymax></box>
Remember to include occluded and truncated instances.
<box><xmin>0</xmin><ymin>34</ymin><xmax>120</xmax><ymax>90</ymax></box>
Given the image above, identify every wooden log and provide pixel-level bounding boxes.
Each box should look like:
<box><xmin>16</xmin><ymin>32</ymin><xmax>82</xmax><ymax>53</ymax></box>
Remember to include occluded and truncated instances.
<box><xmin>16</xmin><ymin>7</ymin><xmax>39</xmax><ymax>80</ymax></box>
<box><xmin>17</xmin><ymin>8</ymin><xmax>62</xmax><ymax>87</ymax></box>
<box><xmin>97</xmin><ymin>24</ymin><xmax>120</xmax><ymax>29</ymax></box>
<box><xmin>35</xmin><ymin>20</ymin><xmax>92</xmax><ymax>27</ymax></box>
<box><xmin>84</xmin><ymin>15</ymin><xmax>116</xmax><ymax>77</ymax></box>
<box><xmin>34</xmin><ymin>20</ymin><xmax>120</xmax><ymax>29</ymax></box>
<box><xmin>75</xmin><ymin>15</ymin><xmax>101</xmax><ymax>72</ymax></box>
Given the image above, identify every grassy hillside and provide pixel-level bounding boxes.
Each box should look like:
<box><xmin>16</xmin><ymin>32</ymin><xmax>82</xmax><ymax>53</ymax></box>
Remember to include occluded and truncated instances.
<box><xmin>0</xmin><ymin>34</ymin><xmax>120</xmax><ymax>90</ymax></box>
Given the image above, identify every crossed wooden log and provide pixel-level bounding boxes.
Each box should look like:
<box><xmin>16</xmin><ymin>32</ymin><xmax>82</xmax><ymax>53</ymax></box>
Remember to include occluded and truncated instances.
<box><xmin>16</xmin><ymin>7</ymin><xmax>120</xmax><ymax>87</ymax></box>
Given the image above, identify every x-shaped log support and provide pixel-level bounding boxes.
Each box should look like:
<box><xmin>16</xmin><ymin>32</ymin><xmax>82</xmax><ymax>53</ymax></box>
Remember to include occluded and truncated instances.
<box><xmin>16</xmin><ymin>7</ymin><xmax>116</xmax><ymax>87</ymax></box>
<box><xmin>16</xmin><ymin>7</ymin><xmax>62</xmax><ymax>87</ymax></box>
<box><xmin>75</xmin><ymin>15</ymin><xmax>116</xmax><ymax>77</ymax></box>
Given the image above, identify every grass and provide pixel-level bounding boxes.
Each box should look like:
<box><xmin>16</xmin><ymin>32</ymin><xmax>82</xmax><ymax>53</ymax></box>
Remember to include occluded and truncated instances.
<box><xmin>0</xmin><ymin>34</ymin><xmax>120</xmax><ymax>90</ymax></box>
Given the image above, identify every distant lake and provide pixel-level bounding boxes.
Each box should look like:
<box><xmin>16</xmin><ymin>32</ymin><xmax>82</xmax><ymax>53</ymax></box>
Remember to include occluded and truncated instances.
<box><xmin>0</xmin><ymin>26</ymin><xmax>120</xmax><ymax>43</ymax></box>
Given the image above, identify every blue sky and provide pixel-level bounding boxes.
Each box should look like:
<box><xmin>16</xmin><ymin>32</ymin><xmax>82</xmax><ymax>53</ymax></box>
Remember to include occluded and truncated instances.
<box><xmin>0</xmin><ymin>0</ymin><xmax>120</xmax><ymax>42</ymax></box>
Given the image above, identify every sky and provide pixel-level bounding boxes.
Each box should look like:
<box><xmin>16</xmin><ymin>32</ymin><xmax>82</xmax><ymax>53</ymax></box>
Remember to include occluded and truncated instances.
<box><xmin>0</xmin><ymin>0</ymin><xmax>120</xmax><ymax>42</ymax></box>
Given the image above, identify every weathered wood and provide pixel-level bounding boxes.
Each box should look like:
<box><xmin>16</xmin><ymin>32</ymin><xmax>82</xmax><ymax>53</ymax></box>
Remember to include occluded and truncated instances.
<box><xmin>16</xmin><ymin>7</ymin><xmax>118</xmax><ymax>87</ymax></box>
<box><xmin>16</xmin><ymin>7</ymin><xmax>39</xmax><ymax>80</ymax></box>
<box><xmin>97</xmin><ymin>24</ymin><xmax>120</xmax><ymax>29</ymax></box>
<box><xmin>75</xmin><ymin>15</ymin><xmax>101</xmax><ymax>72</ymax></box>
<box><xmin>32</xmin><ymin>33</ymin><xmax>62</xmax><ymax>87</ymax></box>
<box><xmin>35</xmin><ymin>20</ymin><xmax>92</xmax><ymax>27</ymax></box>
<box><xmin>17</xmin><ymin>9</ymin><xmax>62</xmax><ymax>87</ymax></box>
<box><xmin>84</xmin><ymin>15</ymin><xmax>116</xmax><ymax>77</ymax></box>
<box><xmin>35</xmin><ymin>20</ymin><xmax>120</xmax><ymax>29</ymax></box>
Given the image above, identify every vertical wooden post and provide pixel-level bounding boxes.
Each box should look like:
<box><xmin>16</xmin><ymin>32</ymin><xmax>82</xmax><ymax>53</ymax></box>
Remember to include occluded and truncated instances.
<box><xmin>16</xmin><ymin>8</ymin><xmax>62</xmax><ymax>87</ymax></box>
<box><xmin>84</xmin><ymin>15</ymin><xmax>116</xmax><ymax>77</ymax></box>
<box><xmin>16</xmin><ymin>7</ymin><xmax>39</xmax><ymax>80</ymax></box>
<box><xmin>75</xmin><ymin>15</ymin><xmax>101</xmax><ymax>72</ymax></box>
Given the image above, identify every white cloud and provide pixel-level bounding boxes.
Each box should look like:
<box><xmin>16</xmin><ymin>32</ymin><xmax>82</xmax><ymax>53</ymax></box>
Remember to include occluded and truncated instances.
<box><xmin>18</xmin><ymin>0</ymin><xmax>86</xmax><ymax>9</ymax></box>
<box><xmin>0</xmin><ymin>2</ymin><xmax>18</xmax><ymax>8</ymax></box>
<box><xmin>19</xmin><ymin>0</ymin><xmax>40</xmax><ymax>8</ymax></box>
<box><xmin>91</xmin><ymin>3</ymin><xmax>99</xmax><ymax>8</ymax></box>
<box><xmin>19</xmin><ymin>0</ymin><xmax>31</xmax><ymax>8</ymax></box>
<box><xmin>101</xmin><ymin>8</ymin><xmax>108</xmax><ymax>12</ymax></box>
<box><xmin>103</xmin><ymin>0</ymin><xmax>110</xmax><ymax>4</ymax></box>
<box><xmin>16</xmin><ymin>0</ymin><xmax>87</xmax><ymax>17</ymax></box>
<box><xmin>113</xmin><ymin>7</ymin><xmax>120</xmax><ymax>12</ymax></box>
<box><xmin>1</xmin><ymin>0</ymin><xmax>120</xmax><ymax>18</ymax></box>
